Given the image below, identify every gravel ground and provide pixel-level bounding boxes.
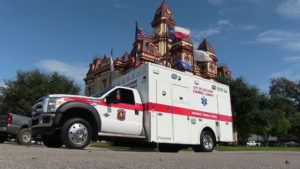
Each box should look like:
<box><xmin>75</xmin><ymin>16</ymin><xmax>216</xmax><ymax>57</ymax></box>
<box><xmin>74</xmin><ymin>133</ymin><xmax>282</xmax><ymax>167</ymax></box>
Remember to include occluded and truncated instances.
<box><xmin>0</xmin><ymin>143</ymin><xmax>299</xmax><ymax>169</ymax></box>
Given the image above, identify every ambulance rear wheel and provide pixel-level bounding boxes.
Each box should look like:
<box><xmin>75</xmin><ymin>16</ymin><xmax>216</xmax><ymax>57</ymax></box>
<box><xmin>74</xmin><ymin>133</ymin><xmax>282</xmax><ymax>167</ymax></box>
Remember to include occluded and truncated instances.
<box><xmin>193</xmin><ymin>131</ymin><xmax>215</xmax><ymax>152</ymax></box>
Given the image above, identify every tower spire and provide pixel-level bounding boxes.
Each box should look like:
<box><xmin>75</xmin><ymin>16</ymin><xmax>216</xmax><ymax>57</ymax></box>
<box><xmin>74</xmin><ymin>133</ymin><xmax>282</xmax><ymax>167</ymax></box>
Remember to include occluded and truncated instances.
<box><xmin>135</xmin><ymin>19</ymin><xmax>138</xmax><ymax>41</ymax></box>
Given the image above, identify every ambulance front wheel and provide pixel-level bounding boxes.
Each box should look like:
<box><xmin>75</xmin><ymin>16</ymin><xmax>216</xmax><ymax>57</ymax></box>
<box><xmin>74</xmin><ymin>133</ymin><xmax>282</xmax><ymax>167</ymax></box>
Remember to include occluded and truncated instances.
<box><xmin>193</xmin><ymin>131</ymin><xmax>215</xmax><ymax>152</ymax></box>
<box><xmin>61</xmin><ymin>118</ymin><xmax>93</xmax><ymax>149</ymax></box>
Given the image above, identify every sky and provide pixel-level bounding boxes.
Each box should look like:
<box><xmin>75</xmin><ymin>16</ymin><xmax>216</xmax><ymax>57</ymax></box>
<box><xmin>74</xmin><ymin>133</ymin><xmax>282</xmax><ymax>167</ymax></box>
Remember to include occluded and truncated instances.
<box><xmin>1</xmin><ymin>0</ymin><xmax>300</xmax><ymax>93</ymax></box>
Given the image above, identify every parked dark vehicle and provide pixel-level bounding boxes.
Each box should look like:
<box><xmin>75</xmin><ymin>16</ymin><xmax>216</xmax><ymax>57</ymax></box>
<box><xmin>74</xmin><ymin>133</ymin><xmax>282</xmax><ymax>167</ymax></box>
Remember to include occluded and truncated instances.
<box><xmin>0</xmin><ymin>113</ymin><xmax>32</xmax><ymax>145</ymax></box>
<box><xmin>281</xmin><ymin>141</ymin><xmax>299</xmax><ymax>147</ymax></box>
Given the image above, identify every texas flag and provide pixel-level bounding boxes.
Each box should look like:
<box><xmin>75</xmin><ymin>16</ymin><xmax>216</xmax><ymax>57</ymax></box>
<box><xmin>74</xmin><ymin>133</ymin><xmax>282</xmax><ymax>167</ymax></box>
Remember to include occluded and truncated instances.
<box><xmin>168</xmin><ymin>25</ymin><xmax>191</xmax><ymax>39</ymax></box>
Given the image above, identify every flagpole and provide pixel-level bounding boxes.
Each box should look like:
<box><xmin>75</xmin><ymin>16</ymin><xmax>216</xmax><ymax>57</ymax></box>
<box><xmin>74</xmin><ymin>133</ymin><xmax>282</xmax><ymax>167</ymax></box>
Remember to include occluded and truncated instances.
<box><xmin>135</xmin><ymin>20</ymin><xmax>138</xmax><ymax>69</ymax></box>
<box><xmin>109</xmin><ymin>47</ymin><xmax>114</xmax><ymax>88</ymax></box>
<box><xmin>165</xmin><ymin>26</ymin><xmax>168</xmax><ymax>67</ymax></box>
<box><xmin>193</xmin><ymin>50</ymin><xmax>195</xmax><ymax>75</ymax></box>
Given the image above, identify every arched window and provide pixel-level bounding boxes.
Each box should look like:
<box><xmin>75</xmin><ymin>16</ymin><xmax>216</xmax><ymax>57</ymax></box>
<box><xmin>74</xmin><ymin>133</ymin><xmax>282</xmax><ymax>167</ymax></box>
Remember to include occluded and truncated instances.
<box><xmin>88</xmin><ymin>87</ymin><xmax>92</xmax><ymax>96</ymax></box>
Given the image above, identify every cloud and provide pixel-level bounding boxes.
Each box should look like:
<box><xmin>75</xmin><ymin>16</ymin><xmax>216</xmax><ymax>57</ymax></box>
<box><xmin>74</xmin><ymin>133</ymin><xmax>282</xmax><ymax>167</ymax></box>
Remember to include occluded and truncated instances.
<box><xmin>283</xmin><ymin>56</ymin><xmax>300</xmax><ymax>62</ymax></box>
<box><xmin>239</xmin><ymin>25</ymin><xmax>257</xmax><ymax>30</ymax></box>
<box><xmin>110</xmin><ymin>0</ymin><xmax>129</xmax><ymax>10</ymax></box>
<box><xmin>208</xmin><ymin>0</ymin><xmax>266</xmax><ymax>5</ymax></box>
<box><xmin>192</xmin><ymin>19</ymin><xmax>231</xmax><ymax>40</ymax></box>
<box><xmin>0</xmin><ymin>81</ymin><xmax>6</xmax><ymax>89</ymax></box>
<box><xmin>98</xmin><ymin>0</ymin><xmax>129</xmax><ymax>10</ymax></box>
<box><xmin>36</xmin><ymin>60</ymin><xmax>88</xmax><ymax>82</ymax></box>
<box><xmin>256</xmin><ymin>29</ymin><xmax>300</xmax><ymax>51</ymax></box>
<box><xmin>277</xmin><ymin>0</ymin><xmax>300</xmax><ymax>19</ymax></box>
<box><xmin>208</xmin><ymin>0</ymin><xmax>224</xmax><ymax>5</ymax></box>
<box><xmin>271</xmin><ymin>63</ymin><xmax>300</xmax><ymax>81</ymax></box>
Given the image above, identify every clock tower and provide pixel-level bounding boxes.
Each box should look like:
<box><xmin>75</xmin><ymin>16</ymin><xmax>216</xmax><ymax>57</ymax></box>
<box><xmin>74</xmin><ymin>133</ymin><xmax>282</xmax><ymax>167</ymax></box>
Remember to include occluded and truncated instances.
<box><xmin>151</xmin><ymin>0</ymin><xmax>176</xmax><ymax>66</ymax></box>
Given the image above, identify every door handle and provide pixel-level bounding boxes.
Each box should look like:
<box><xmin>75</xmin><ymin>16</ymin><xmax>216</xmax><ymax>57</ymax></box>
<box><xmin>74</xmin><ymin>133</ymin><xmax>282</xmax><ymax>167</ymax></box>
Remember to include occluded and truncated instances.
<box><xmin>135</xmin><ymin>109</ymin><xmax>139</xmax><ymax>115</ymax></box>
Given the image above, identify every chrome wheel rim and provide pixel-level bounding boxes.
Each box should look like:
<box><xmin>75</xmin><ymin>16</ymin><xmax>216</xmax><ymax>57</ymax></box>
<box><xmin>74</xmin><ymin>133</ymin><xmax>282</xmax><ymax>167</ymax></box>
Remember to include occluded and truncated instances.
<box><xmin>22</xmin><ymin>131</ymin><xmax>31</xmax><ymax>143</ymax></box>
<box><xmin>68</xmin><ymin>123</ymin><xmax>88</xmax><ymax>145</ymax></box>
<box><xmin>203</xmin><ymin>134</ymin><xmax>213</xmax><ymax>150</ymax></box>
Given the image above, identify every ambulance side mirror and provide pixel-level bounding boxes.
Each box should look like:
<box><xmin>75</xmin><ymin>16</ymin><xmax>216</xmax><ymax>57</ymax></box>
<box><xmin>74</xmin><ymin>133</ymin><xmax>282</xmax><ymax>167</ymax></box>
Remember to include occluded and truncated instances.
<box><xmin>104</xmin><ymin>97</ymin><xmax>110</xmax><ymax>103</ymax></box>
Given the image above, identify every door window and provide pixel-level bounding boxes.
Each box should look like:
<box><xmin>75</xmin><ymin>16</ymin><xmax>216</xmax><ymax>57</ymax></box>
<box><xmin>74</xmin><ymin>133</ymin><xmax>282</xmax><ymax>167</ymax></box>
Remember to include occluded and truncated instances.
<box><xmin>107</xmin><ymin>89</ymin><xmax>135</xmax><ymax>105</ymax></box>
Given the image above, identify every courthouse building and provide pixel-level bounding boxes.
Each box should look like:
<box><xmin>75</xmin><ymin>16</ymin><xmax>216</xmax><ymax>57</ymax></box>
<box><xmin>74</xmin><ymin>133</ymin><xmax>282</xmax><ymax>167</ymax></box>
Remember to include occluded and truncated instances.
<box><xmin>84</xmin><ymin>0</ymin><xmax>232</xmax><ymax>96</ymax></box>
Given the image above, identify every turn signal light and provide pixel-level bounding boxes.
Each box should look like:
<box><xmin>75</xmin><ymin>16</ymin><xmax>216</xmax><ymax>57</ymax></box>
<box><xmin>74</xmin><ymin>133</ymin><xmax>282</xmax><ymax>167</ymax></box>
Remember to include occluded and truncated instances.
<box><xmin>7</xmin><ymin>114</ymin><xmax>12</xmax><ymax>125</ymax></box>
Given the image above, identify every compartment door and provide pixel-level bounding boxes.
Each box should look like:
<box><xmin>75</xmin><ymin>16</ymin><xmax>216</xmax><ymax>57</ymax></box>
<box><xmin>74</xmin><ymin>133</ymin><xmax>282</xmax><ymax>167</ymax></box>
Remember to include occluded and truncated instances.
<box><xmin>172</xmin><ymin>85</ymin><xmax>191</xmax><ymax>143</ymax></box>
<box><xmin>216</xmin><ymin>95</ymin><xmax>233</xmax><ymax>142</ymax></box>
<box><xmin>156</xmin><ymin>81</ymin><xmax>173</xmax><ymax>142</ymax></box>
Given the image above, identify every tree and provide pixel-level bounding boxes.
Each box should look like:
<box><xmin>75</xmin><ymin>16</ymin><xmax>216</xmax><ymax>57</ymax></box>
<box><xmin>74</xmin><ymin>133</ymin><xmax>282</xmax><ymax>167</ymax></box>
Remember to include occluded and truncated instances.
<box><xmin>270</xmin><ymin>78</ymin><xmax>300</xmax><ymax>141</ymax></box>
<box><xmin>0</xmin><ymin>70</ymin><xmax>80</xmax><ymax>115</ymax></box>
<box><xmin>216</xmin><ymin>76</ymin><xmax>296</xmax><ymax>145</ymax></box>
<box><xmin>270</xmin><ymin>78</ymin><xmax>300</xmax><ymax>112</ymax></box>
<box><xmin>250</xmin><ymin>95</ymin><xmax>289</xmax><ymax>146</ymax></box>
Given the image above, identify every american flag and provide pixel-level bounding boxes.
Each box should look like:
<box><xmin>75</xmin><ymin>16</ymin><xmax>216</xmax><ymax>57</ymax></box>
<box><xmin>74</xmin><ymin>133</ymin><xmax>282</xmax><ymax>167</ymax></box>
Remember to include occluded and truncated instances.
<box><xmin>136</xmin><ymin>27</ymin><xmax>146</xmax><ymax>41</ymax></box>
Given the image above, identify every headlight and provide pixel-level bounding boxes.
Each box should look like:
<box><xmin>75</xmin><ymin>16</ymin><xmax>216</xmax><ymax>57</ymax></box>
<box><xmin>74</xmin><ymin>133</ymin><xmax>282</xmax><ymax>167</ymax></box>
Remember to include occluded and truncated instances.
<box><xmin>48</xmin><ymin>97</ymin><xmax>65</xmax><ymax>112</ymax></box>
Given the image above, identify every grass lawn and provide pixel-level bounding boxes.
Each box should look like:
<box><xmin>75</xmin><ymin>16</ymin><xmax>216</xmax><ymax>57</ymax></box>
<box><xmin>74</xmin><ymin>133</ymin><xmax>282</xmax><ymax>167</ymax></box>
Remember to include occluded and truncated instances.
<box><xmin>215</xmin><ymin>146</ymin><xmax>300</xmax><ymax>151</ymax></box>
<box><xmin>90</xmin><ymin>141</ymin><xmax>300</xmax><ymax>152</ymax></box>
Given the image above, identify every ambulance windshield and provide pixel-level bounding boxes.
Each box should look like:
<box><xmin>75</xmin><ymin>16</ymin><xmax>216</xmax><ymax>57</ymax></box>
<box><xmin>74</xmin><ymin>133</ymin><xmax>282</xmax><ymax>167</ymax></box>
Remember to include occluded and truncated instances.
<box><xmin>91</xmin><ymin>87</ymin><xmax>113</xmax><ymax>98</ymax></box>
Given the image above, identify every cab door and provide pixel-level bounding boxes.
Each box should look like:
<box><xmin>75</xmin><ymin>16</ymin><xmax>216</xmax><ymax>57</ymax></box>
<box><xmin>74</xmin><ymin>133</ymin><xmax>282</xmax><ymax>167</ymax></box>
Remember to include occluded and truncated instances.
<box><xmin>97</xmin><ymin>88</ymin><xmax>142</xmax><ymax>135</ymax></box>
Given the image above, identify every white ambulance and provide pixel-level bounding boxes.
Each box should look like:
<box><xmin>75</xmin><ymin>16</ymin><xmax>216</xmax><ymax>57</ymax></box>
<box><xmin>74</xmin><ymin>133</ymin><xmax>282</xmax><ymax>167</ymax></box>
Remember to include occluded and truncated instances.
<box><xmin>31</xmin><ymin>63</ymin><xmax>233</xmax><ymax>152</ymax></box>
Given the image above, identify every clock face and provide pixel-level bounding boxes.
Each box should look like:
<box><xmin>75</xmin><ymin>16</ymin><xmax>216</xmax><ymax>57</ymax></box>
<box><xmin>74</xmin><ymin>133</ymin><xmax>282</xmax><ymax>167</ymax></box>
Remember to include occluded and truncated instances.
<box><xmin>209</xmin><ymin>65</ymin><xmax>214</xmax><ymax>72</ymax></box>
<box><xmin>184</xmin><ymin>55</ymin><xmax>190</xmax><ymax>63</ymax></box>
<box><xmin>155</xmin><ymin>27</ymin><xmax>160</xmax><ymax>34</ymax></box>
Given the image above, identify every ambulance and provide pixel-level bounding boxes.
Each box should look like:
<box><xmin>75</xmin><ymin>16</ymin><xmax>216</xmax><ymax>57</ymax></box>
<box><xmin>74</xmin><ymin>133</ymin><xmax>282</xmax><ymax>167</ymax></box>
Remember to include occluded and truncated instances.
<box><xmin>31</xmin><ymin>63</ymin><xmax>233</xmax><ymax>152</ymax></box>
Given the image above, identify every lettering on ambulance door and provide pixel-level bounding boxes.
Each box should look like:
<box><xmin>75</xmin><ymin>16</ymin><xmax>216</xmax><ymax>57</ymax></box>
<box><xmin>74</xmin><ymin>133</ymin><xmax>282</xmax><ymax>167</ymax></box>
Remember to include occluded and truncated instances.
<box><xmin>216</xmin><ymin>94</ymin><xmax>233</xmax><ymax>142</ymax></box>
<box><xmin>172</xmin><ymin>85</ymin><xmax>192</xmax><ymax>143</ymax></box>
<box><xmin>100</xmin><ymin>88</ymin><xmax>142</xmax><ymax>135</ymax></box>
<box><xmin>156</xmin><ymin>81</ymin><xmax>173</xmax><ymax>142</ymax></box>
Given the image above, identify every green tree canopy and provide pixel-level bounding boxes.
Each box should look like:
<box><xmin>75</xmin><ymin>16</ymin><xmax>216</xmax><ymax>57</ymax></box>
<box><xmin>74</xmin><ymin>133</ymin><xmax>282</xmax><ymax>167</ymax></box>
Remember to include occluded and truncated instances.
<box><xmin>250</xmin><ymin>94</ymin><xmax>289</xmax><ymax>146</ymax></box>
<box><xmin>270</xmin><ymin>78</ymin><xmax>300</xmax><ymax>112</ymax></box>
<box><xmin>270</xmin><ymin>78</ymin><xmax>300</xmax><ymax>141</ymax></box>
<box><xmin>0</xmin><ymin>70</ymin><xmax>80</xmax><ymax>115</ymax></box>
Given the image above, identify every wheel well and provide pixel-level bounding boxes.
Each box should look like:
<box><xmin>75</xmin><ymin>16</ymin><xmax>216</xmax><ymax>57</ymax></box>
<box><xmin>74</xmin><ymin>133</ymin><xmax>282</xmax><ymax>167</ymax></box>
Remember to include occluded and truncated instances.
<box><xmin>59</xmin><ymin>108</ymin><xmax>99</xmax><ymax>141</ymax></box>
<box><xmin>202</xmin><ymin>127</ymin><xmax>217</xmax><ymax>146</ymax></box>
<box><xmin>20</xmin><ymin>125</ymin><xmax>28</xmax><ymax>129</ymax></box>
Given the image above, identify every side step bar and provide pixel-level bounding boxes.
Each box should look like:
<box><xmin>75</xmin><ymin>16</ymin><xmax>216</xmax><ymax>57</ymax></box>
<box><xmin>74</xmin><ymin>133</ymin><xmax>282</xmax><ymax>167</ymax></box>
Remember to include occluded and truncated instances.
<box><xmin>98</xmin><ymin>132</ymin><xmax>146</xmax><ymax>139</ymax></box>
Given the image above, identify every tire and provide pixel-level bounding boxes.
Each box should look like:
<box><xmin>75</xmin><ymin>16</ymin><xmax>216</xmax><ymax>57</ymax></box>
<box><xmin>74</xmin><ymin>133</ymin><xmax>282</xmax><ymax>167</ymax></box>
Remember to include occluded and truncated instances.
<box><xmin>17</xmin><ymin>128</ymin><xmax>32</xmax><ymax>145</ymax></box>
<box><xmin>158</xmin><ymin>143</ymin><xmax>179</xmax><ymax>153</ymax></box>
<box><xmin>61</xmin><ymin>118</ymin><xmax>92</xmax><ymax>149</ymax></box>
<box><xmin>0</xmin><ymin>136</ymin><xmax>7</xmax><ymax>143</ymax></box>
<box><xmin>193</xmin><ymin>131</ymin><xmax>215</xmax><ymax>152</ymax></box>
<box><xmin>42</xmin><ymin>135</ymin><xmax>63</xmax><ymax>148</ymax></box>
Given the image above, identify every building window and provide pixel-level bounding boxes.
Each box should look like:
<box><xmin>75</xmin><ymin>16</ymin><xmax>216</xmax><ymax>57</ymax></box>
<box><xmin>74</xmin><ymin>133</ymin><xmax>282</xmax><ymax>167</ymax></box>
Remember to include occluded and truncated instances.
<box><xmin>103</xmin><ymin>79</ymin><xmax>107</xmax><ymax>88</ymax></box>
<box><xmin>200</xmin><ymin>64</ymin><xmax>206</xmax><ymax>72</ymax></box>
<box><xmin>88</xmin><ymin>87</ymin><xmax>92</xmax><ymax>96</ymax></box>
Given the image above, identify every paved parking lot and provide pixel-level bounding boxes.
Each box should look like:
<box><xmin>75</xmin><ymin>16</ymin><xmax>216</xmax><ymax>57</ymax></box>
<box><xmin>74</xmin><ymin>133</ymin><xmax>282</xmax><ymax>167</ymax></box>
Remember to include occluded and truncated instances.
<box><xmin>0</xmin><ymin>143</ymin><xmax>299</xmax><ymax>169</ymax></box>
